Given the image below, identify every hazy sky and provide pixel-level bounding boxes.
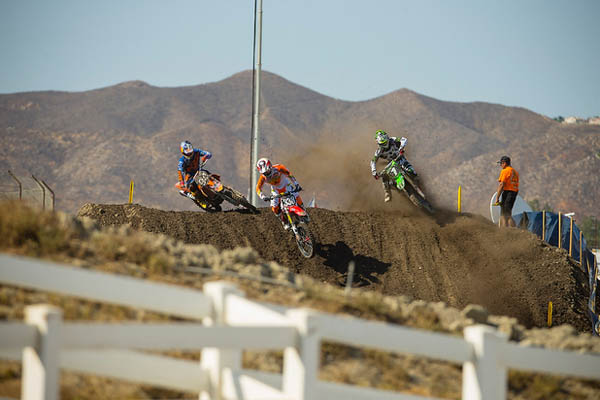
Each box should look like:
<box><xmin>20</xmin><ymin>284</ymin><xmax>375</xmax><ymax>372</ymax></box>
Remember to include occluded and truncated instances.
<box><xmin>1</xmin><ymin>0</ymin><xmax>598</xmax><ymax>117</ymax></box>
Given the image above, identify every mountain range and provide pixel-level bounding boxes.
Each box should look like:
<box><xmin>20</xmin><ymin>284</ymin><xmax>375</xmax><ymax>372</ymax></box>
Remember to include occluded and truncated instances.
<box><xmin>1</xmin><ymin>70</ymin><xmax>598</xmax><ymax>219</ymax></box>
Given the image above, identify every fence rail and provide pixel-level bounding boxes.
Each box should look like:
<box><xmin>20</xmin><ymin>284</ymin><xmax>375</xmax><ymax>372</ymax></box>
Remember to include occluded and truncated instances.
<box><xmin>1</xmin><ymin>254</ymin><xmax>599</xmax><ymax>400</ymax></box>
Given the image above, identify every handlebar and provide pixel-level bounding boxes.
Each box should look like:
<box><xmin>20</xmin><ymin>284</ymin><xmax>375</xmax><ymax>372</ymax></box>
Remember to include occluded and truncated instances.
<box><xmin>377</xmin><ymin>156</ymin><xmax>407</xmax><ymax>177</ymax></box>
<box><xmin>262</xmin><ymin>187</ymin><xmax>302</xmax><ymax>202</ymax></box>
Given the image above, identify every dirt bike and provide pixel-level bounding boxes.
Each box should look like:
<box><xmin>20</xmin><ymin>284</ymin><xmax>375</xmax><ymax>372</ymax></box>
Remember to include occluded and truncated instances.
<box><xmin>265</xmin><ymin>189</ymin><xmax>314</xmax><ymax>258</ymax></box>
<box><xmin>177</xmin><ymin>162</ymin><xmax>257</xmax><ymax>213</ymax></box>
<box><xmin>377</xmin><ymin>157</ymin><xmax>434</xmax><ymax>214</ymax></box>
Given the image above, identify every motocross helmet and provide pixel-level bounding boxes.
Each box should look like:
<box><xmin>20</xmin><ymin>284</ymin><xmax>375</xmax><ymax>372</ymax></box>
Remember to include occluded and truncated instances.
<box><xmin>180</xmin><ymin>140</ymin><xmax>194</xmax><ymax>159</ymax></box>
<box><xmin>375</xmin><ymin>130</ymin><xmax>389</xmax><ymax>147</ymax></box>
<box><xmin>256</xmin><ymin>157</ymin><xmax>274</xmax><ymax>178</ymax></box>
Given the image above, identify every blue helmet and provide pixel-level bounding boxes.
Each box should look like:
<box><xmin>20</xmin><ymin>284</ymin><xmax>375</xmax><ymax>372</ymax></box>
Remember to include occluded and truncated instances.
<box><xmin>180</xmin><ymin>140</ymin><xmax>194</xmax><ymax>158</ymax></box>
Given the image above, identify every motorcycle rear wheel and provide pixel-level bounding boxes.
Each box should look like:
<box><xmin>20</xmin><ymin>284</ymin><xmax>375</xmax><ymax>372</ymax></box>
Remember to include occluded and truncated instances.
<box><xmin>407</xmin><ymin>191</ymin><xmax>434</xmax><ymax>214</ymax></box>
<box><xmin>221</xmin><ymin>187</ymin><xmax>258</xmax><ymax>213</ymax></box>
<box><xmin>294</xmin><ymin>222</ymin><xmax>314</xmax><ymax>258</ymax></box>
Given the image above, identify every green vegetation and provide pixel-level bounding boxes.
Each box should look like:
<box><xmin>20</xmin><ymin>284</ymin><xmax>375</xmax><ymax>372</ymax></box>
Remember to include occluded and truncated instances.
<box><xmin>580</xmin><ymin>216</ymin><xmax>600</xmax><ymax>249</ymax></box>
<box><xmin>527</xmin><ymin>198</ymin><xmax>554</xmax><ymax>213</ymax></box>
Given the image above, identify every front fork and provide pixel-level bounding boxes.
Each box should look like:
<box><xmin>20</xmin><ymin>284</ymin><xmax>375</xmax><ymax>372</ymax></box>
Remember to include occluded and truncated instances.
<box><xmin>286</xmin><ymin>212</ymin><xmax>305</xmax><ymax>241</ymax></box>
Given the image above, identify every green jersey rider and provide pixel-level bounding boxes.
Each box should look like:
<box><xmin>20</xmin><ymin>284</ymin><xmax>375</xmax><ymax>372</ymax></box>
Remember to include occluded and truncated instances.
<box><xmin>370</xmin><ymin>129</ymin><xmax>417</xmax><ymax>202</ymax></box>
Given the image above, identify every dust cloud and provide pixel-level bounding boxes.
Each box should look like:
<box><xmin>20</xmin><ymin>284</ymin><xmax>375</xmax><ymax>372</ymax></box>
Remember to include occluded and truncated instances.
<box><xmin>286</xmin><ymin>132</ymin><xmax>434</xmax><ymax>215</ymax></box>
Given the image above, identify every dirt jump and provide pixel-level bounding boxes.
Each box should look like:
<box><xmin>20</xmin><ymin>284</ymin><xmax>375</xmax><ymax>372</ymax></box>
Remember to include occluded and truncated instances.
<box><xmin>77</xmin><ymin>201</ymin><xmax>593</xmax><ymax>333</ymax></box>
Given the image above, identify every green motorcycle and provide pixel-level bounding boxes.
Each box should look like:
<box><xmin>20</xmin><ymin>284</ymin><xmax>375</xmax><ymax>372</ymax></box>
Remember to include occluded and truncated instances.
<box><xmin>377</xmin><ymin>158</ymin><xmax>434</xmax><ymax>214</ymax></box>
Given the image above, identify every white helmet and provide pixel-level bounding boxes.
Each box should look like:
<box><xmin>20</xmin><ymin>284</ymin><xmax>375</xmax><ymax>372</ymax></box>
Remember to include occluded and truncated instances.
<box><xmin>374</xmin><ymin>130</ymin><xmax>389</xmax><ymax>147</ymax></box>
<box><xmin>256</xmin><ymin>157</ymin><xmax>273</xmax><ymax>177</ymax></box>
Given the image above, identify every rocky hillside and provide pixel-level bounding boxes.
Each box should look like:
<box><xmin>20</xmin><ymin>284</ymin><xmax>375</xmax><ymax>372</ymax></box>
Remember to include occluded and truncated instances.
<box><xmin>1</xmin><ymin>71</ymin><xmax>599</xmax><ymax>219</ymax></box>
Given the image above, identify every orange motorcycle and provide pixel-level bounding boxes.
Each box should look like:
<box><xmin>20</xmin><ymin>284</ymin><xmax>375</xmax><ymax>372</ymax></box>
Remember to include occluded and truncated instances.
<box><xmin>177</xmin><ymin>162</ymin><xmax>257</xmax><ymax>213</ymax></box>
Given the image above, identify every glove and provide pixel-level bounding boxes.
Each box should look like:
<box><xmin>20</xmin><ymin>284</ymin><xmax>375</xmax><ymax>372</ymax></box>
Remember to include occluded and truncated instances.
<box><xmin>373</xmin><ymin>173</ymin><xmax>379</xmax><ymax>180</ymax></box>
<box><xmin>259</xmin><ymin>193</ymin><xmax>269</xmax><ymax>201</ymax></box>
<box><xmin>294</xmin><ymin>184</ymin><xmax>302</xmax><ymax>192</ymax></box>
<box><xmin>493</xmin><ymin>202</ymin><xmax>501</xmax><ymax>206</ymax></box>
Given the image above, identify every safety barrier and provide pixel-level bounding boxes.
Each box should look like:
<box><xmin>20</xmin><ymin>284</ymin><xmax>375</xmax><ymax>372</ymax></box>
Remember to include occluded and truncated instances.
<box><xmin>1</xmin><ymin>254</ymin><xmax>599</xmax><ymax>400</ymax></box>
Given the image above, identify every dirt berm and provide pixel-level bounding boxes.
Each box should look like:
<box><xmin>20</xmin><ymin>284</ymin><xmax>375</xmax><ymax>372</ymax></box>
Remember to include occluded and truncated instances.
<box><xmin>77</xmin><ymin>203</ymin><xmax>593</xmax><ymax>332</ymax></box>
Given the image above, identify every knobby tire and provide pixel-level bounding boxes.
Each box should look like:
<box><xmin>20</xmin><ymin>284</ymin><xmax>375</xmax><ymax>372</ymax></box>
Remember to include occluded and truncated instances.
<box><xmin>295</xmin><ymin>222</ymin><xmax>314</xmax><ymax>258</ymax></box>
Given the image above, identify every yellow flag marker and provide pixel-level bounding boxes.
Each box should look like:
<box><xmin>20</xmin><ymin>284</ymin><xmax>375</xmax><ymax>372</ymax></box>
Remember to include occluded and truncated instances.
<box><xmin>129</xmin><ymin>180</ymin><xmax>134</xmax><ymax>204</ymax></box>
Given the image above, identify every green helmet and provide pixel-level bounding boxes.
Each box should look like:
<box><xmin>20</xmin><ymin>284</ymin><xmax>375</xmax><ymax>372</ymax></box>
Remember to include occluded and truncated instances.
<box><xmin>374</xmin><ymin>129</ymin><xmax>389</xmax><ymax>146</ymax></box>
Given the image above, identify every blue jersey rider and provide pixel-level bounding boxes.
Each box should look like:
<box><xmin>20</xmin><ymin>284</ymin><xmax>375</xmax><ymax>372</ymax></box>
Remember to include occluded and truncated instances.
<box><xmin>175</xmin><ymin>140</ymin><xmax>212</xmax><ymax>207</ymax></box>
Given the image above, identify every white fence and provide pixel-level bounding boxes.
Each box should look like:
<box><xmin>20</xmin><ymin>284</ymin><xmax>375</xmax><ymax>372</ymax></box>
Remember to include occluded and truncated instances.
<box><xmin>0</xmin><ymin>254</ymin><xmax>599</xmax><ymax>400</ymax></box>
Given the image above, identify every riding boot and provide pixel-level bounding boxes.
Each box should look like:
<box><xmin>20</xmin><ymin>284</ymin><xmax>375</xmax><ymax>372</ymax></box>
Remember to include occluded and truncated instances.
<box><xmin>382</xmin><ymin>180</ymin><xmax>392</xmax><ymax>203</ymax></box>
<box><xmin>384</xmin><ymin>189</ymin><xmax>392</xmax><ymax>203</ymax></box>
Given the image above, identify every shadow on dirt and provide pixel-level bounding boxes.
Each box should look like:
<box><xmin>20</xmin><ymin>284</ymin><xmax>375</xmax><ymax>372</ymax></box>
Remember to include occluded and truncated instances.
<box><xmin>317</xmin><ymin>241</ymin><xmax>391</xmax><ymax>287</ymax></box>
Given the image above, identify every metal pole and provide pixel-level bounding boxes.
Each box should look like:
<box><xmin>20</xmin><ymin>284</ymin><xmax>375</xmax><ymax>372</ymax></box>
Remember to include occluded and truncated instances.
<box><xmin>31</xmin><ymin>174</ymin><xmax>46</xmax><ymax>210</ymax></box>
<box><xmin>250</xmin><ymin>0</ymin><xmax>263</xmax><ymax>207</ymax></box>
<box><xmin>41</xmin><ymin>179</ymin><xmax>55</xmax><ymax>211</ymax></box>
<box><xmin>7</xmin><ymin>170</ymin><xmax>22</xmax><ymax>200</ymax></box>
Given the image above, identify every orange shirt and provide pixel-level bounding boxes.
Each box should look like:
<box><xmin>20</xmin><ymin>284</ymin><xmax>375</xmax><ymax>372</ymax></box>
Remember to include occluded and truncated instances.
<box><xmin>498</xmin><ymin>166</ymin><xmax>519</xmax><ymax>192</ymax></box>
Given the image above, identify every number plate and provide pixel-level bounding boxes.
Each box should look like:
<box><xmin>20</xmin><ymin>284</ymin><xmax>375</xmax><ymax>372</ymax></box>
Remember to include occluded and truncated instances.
<box><xmin>282</xmin><ymin>196</ymin><xmax>295</xmax><ymax>206</ymax></box>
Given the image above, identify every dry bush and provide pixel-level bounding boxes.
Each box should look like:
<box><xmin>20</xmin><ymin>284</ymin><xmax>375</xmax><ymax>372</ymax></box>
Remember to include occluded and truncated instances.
<box><xmin>0</xmin><ymin>200</ymin><xmax>71</xmax><ymax>256</ymax></box>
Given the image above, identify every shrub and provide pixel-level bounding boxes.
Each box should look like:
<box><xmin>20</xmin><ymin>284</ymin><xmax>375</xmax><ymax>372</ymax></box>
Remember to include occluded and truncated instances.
<box><xmin>0</xmin><ymin>200</ymin><xmax>70</xmax><ymax>256</ymax></box>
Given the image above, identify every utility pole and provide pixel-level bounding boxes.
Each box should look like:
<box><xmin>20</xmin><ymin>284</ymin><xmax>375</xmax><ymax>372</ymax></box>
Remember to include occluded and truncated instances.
<box><xmin>250</xmin><ymin>0</ymin><xmax>263</xmax><ymax>206</ymax></box>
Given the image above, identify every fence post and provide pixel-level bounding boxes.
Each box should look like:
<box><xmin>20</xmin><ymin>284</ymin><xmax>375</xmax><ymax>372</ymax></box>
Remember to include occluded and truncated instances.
<box><xmin>569</xmin><ymin>217</ymin><xmax>573</xmax><ymax>257</ymax></box>
<box><xmin>7</xmin><ymin>170</ymin><xmax>22</xmax><ymax>200</ymax></box>
<box><xmin>558</xmin><ymin>212</ymin><xmax>562</xmax><ymax>249</ymax></box>
<box><xmin>580</xmin><ymin>231</ymin><xmax>583</xmax><ymax>266</ymax></box>
<box><xmin>462</xmin><ymin>325</ymin><xmax>507</xmax><ymax>400</ymax></box>
<box><xmin>22</xmin><ymin>304</ymin><xmax>62</xmax><ymax>400</ymax></box>
<box><xmin>283</xmin><ymin>309</ymin><xmax>320</xmax><ymax>400</ymax></box>
<box><xmin>31</xmin><ymin>174</ymin><xmax>46</xmax><ymax>210</ymax></box>
<box><xmin>345</xmin><ymin>261</ymin><xmax>355</xmax><ymax>298</ymax></box>
<box><xmin>201</xmin><ymin>282</ymin><xmax>243</xmax><ymax>400</ymax></box>
<box><xmin>41</xmin><ymin>179</ymin><xmax>55</xmax><ymax>211</ymax></box>
<box><xmin>542</xmin><ymin>211</ymin><xmax>546</xmax><ymax>241</ymax></box>
<box><xmin>458</xmin><ymin>185</ymin><xmax>462</xmax><ymax>213</ymax></box>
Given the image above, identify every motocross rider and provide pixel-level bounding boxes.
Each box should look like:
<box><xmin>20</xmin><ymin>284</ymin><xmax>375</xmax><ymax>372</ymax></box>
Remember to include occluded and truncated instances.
<box><xmin>370</xmin><ymin>129</ymin><xmax>416</xmax><ymax>202</ymax></box>
<box><xmin>176</xmin><ymin>140</ymin><xmax>212</xmax><ymax>207</ymax></box>
<box><xmin>256</xmin><ymin>158</ymin><xmax>304</xmax><ymax>231</ymax></box>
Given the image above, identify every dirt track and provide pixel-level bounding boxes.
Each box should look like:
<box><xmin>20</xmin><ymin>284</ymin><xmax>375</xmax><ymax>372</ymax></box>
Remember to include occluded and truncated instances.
<box><xmin>77</xmin><ymin>202</ymin><xmax>592</xmax><ymax>332</ymax></box>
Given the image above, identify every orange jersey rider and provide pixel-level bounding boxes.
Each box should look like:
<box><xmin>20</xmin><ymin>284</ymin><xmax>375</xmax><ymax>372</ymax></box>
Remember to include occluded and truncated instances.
<box><xmin>256</xmin><ymin>157</ymin><xmax>304</xmax><ymax>230</ymax></box>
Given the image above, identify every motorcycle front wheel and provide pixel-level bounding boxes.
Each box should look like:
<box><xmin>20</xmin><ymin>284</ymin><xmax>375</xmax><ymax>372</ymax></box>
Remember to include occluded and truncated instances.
<box><xmin>294</xmin><ymin>222</ymin><xmax>314</xmax><ymax>258</ymax></box>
